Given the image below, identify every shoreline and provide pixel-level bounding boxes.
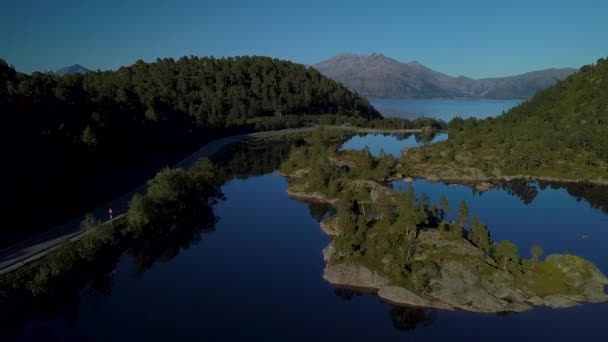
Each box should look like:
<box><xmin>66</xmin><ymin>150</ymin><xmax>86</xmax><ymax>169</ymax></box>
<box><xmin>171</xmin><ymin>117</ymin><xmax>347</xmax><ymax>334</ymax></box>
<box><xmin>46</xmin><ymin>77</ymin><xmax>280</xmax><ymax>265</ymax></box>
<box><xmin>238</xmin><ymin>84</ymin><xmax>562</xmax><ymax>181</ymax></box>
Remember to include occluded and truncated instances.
<box><xmin>278</xmin><ymin>173</ymin><xmax>608</xmax><ymax>313</ymax></box>
<box><xmin>402</xmin><ymin>173</ymin><xmax>608</xmax><ymax>187</ymax></box>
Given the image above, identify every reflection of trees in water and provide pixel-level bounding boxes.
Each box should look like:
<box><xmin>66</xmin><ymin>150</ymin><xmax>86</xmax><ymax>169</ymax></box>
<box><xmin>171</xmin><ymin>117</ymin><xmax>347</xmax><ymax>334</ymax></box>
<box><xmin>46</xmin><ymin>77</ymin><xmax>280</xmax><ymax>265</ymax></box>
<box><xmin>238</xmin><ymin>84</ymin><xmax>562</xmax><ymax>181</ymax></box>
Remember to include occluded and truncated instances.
<box><xmin>215</xmin><ymin>137</ymin><xmax>305</xmax><ymax>179</ymax></box>
<box><xmin>307</xmin><ymin>202</ymin><xmax>335</xmax><ymax>223</ymax></box>
<box><xmin>390</xmin><ymin>305</ymin><xmax>437</xmax><ymax>332</ymax></box>
<box><xmin>332</xmin><ymin>287</ymin><xmax>437</xmax><ymax>332</ymax></box>
<box><xmin>543</xmin><ymin>182</ymin><xmax>608</xmax><ymax>215</ymax></box>
<box><xmin>129</xmin><ymin>209</ymin><xmax>218</xmax><ymax>275</ymax></box>
<box><xmin>414</xmin><ymin>131</ymin><xmax>437</xmax><ymax>145</ymax></box>
<box><xmin>495</xmin><ymin>180</ymin><xmax>608</xmax><ymax>213</ymax></box>
<box><xmin>0</xmin><ymin>295</ymin><xmax>71</xmax><ymax>336</ymax></box>
<box><xmin>391</xmin><ymin>132</ymin><xmax>414</xmax><ymax>141</ymax></box>
<box><xmin>333</xmin><ymin>287</ymin><xmax>365</xmax><ymax>301</ymax></box>
<box><xmin>498</xmin><ymin>180</ymin><xmax>539</xmax><ymax>205</ymax></box>
<box><xmin>1</xmin><ymin>205</ymin><xmax>219</xmax><ymax>338</ymax></box>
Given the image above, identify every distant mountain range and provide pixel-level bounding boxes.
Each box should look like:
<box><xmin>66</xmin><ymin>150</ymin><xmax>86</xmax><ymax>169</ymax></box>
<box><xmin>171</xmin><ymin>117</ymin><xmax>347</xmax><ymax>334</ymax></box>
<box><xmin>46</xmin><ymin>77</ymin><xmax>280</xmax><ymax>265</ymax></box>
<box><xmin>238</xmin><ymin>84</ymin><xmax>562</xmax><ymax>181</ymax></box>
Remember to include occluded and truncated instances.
<box><xmin>55</xmin><ymin>64</ymin><xmax>91</xmax><ymax>76</ymax></box>
<box><xmin>313</xmin><ymin>53</ymin><xmax>577</xmax><ymax>99</ymax></box>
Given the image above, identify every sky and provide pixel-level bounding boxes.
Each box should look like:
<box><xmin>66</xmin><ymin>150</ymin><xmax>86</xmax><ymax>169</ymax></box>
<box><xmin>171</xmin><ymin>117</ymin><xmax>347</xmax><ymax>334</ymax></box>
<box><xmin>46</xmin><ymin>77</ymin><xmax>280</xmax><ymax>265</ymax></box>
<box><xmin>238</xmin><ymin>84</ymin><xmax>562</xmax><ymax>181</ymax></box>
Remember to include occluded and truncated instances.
<box><xmin>2</xmin><ymin>0</ymin><xmax>608</xmax><ymax>78</ymax></box>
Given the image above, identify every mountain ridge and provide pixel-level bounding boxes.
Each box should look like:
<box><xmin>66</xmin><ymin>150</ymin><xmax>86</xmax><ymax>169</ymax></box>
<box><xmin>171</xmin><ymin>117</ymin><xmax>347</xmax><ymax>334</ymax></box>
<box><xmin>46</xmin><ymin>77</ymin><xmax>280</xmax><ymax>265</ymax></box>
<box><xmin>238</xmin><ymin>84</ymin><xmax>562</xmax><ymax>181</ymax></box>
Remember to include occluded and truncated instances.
<box><xmin>313</xmin><ymin>53</ymin><xmax>576</xmax><ymax>99</ymax></box>
<box><xmin>55</xmin><ymin>64</ymin><xmax>91</xmax><ymax>76</ymax></box>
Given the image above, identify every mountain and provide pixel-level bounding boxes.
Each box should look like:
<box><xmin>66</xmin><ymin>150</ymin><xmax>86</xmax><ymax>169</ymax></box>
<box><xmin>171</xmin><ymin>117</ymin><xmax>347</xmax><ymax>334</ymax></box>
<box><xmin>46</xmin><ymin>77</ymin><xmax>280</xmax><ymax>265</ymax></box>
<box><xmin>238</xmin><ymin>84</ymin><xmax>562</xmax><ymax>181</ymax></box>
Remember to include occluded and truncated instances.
<box><xmin>55</xmin><ymin>64</ymin><xmax>91</xmax><ymax>76</ymax></box>
<box><xmin>313</xmin><ymin>53</ymin><xmax>576</xmax><ymax>99</ymax></box>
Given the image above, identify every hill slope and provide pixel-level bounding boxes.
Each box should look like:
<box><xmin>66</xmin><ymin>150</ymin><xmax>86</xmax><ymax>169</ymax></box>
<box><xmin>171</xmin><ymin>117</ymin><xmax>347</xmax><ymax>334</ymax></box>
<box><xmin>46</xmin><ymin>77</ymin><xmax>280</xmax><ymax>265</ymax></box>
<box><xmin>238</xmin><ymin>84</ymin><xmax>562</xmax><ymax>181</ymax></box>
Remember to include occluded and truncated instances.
<box><xmin>314</xmin><ymin>53</ymin><xmax>576</xmax><ymax>99</ymax></box>
<box><xmin>404</xmin><ymin>57</ymin><xmax>608</xmax><ymax>182</ymax></box>
<box><xmin>0</xmin><ymin>56</ymin><xmax>384</xmax><ymax>237</ymax></box>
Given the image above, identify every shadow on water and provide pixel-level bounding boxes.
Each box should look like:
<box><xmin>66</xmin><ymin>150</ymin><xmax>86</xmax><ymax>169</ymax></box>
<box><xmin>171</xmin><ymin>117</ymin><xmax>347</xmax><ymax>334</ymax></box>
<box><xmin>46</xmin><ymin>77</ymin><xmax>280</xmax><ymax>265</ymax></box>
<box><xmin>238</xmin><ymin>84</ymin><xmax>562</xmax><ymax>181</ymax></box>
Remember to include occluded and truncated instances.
<box><xmin>0</xmin><ymin>136</ymin><xmax>306</xmax><ymax>338</ymax></box>
<box><xmin>2</xmin><ymin>133</ymin><xmax>608</xmax><ymax>339</ymax></box>
<box><xmin>333</xmin><ymin>287</ymin><xmax>438</xmax><ymax>333</ymax></box>
<box><xmin>0</xmin><ymin>208</ymin><xmax>219</xmax><ymax>337</ymax></box>
<box><xmin>389</xmin><ymin>305</ymin><xmax>437</xmax><ymax>332</ymax></box>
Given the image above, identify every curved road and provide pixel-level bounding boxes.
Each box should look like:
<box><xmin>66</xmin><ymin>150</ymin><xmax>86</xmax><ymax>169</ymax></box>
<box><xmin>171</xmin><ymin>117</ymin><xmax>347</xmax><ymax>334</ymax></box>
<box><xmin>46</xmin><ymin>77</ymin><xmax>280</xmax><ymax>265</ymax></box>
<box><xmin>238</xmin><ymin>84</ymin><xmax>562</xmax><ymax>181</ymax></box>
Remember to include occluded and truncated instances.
<box><xmin>0</xmin><ymin>126</ymin><xmax>421</xmax><ymax>274</ymax></box>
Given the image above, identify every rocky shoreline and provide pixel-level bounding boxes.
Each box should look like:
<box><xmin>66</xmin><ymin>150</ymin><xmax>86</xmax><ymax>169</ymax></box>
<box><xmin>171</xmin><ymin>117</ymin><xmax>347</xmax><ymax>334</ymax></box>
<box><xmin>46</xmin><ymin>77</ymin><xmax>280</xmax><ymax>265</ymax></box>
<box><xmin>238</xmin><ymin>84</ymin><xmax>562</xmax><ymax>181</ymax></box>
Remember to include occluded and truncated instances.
<box><xmin>279</xmin><ymin>157</ymin><xmax>608</xmax><ymax>313</ymax></box>
<box><xmin>402</xmin><ymin>163</ymin><xmax>608</xmax><ymax>187</ymax></box>
<box><xmin>321</xmin><ymin>231</ymin><xmax>608</xmax><ymax>313</ymax></box>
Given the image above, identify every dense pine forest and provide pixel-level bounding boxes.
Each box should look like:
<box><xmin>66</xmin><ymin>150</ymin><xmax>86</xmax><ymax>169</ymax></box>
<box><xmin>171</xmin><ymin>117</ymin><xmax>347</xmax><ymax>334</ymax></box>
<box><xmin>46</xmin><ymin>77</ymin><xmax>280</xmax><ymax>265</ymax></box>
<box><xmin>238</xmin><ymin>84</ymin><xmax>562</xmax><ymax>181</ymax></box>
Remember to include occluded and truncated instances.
<box><xmin>0</xmin><ymin>56</ymin><xmax>393</xmax><ymax>240</ymax></box>
<box><xmin>407</xmin><ymin>57</ymin><xmax>608</xmax><ymax>181</ymax></box>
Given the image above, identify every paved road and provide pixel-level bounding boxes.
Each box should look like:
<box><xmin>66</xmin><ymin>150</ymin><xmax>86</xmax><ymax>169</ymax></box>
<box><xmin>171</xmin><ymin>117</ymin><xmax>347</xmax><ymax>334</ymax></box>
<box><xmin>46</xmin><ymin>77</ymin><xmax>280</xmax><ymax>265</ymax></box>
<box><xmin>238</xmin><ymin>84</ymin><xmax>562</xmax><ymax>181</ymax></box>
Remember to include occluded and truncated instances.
<box><xmin>0</xmin><ymin>126</ymin><xmax>420</xmax><ymax>274</ymax></box>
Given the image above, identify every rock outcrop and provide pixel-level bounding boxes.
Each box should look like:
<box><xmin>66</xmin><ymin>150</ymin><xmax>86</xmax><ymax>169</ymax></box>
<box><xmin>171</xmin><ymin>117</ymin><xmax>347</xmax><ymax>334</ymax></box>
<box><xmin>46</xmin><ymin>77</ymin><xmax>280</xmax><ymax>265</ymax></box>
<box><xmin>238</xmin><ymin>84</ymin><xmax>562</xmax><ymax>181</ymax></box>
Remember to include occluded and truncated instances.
<box><xmin>321</xmin><ymin>229</ymin><xmax>608</xmax><ymax>313</ymax></box>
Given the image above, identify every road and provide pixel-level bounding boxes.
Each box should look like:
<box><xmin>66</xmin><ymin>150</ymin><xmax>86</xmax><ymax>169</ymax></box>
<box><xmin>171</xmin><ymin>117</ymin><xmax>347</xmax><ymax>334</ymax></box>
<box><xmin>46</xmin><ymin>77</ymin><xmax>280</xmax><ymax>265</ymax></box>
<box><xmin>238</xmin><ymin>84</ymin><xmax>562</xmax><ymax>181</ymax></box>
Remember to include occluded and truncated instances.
<box><xmin>0</xmin><ymin>126</ymin><xmax>420</xmax><ymax>274</ymax></box>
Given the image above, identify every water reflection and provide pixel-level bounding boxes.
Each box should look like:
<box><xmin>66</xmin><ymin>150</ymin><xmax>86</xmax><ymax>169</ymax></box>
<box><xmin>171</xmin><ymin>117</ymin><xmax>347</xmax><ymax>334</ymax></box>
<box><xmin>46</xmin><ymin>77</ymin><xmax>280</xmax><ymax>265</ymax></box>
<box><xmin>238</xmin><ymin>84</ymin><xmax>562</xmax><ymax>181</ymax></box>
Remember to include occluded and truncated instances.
<box><xmin>340</xmin><ymin>132</ymin><xmax>448</xmax><ymax>157</ymax></box>
<box><xmin>307</xmin><ymin>202</ymin><xmax>335</xmax><ymax>223</ymax></box>
<box><xmin>390</xmin><ymin>306</ymin><xmax>437</xmax><ymax>332</ymax></box>
<box><xmin>3</xmin><ymin>134</ymin><xmax>608</xmax><ymax>340</ymax></box>
<box><xmin>128</xmin><ymin>210</ymin><xmax>217</xmax><ymax>276</ymax></box>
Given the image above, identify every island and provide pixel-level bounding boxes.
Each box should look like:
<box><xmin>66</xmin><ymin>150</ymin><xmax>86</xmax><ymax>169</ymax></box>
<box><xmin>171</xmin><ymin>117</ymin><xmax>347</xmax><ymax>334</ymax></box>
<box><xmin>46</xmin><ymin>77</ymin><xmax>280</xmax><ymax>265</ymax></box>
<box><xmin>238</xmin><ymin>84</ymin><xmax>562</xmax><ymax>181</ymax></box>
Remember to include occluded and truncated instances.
<box><xmin>279</xmin><ymin>128</ymin><xmax>608</xmax><ymax>312</ymax></box>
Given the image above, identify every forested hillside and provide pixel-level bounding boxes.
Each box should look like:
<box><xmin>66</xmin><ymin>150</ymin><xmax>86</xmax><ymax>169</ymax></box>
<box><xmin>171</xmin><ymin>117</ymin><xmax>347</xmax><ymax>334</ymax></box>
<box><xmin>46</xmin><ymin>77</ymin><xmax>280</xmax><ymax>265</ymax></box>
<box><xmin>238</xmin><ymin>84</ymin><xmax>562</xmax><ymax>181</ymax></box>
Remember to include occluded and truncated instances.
<box><xmin>406</xmin><ymin>57</ymin><xmax>608</xmax><ymax>181</ymax></box>
<box><xmin>0</xmin><ymin>56</ymin><xmax>385</xmax><ymax>239</ymax></box>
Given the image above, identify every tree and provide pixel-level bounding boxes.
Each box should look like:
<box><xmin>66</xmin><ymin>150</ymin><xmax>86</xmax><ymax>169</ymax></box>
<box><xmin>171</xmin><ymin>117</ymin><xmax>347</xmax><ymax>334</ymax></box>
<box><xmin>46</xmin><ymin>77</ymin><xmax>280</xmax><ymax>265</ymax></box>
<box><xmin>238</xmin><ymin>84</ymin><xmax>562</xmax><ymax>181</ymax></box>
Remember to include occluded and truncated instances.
<box><xmin>393</xmin><ymin>187</ymin><xmax>427</xmax><ymax>240</ymax></box>
<box><xmin>80</xmin><ymin>214</ymin><xmax>101</xmax><ymax>232</ymax></box>
<box><xmin>531</xmin><ymin>244</ymin><xmax>543</xmax><ymax>269</ymax></box>
<box><xmin>439</xmin><ymin>194</ymin><xmax>450</xmax><ymax>218</ymax></box>
<box><xmin>81</xmin><ymin>125</ymin><xmax>98</xmax><ymax>146</ymax></box>
<box><xmin>469</xmin><ymin>214</ymin><xmax>492</xmax><ymax>254</ymax></box>
<box><xmin>457</xmin><ymin>200</ymin><xmax>469</xmax><ymax>228</ymax></box>
<box><xmin>494</xmin><ymin>240</ymin><xmax>519</xmax><ymax>271</ymax></box>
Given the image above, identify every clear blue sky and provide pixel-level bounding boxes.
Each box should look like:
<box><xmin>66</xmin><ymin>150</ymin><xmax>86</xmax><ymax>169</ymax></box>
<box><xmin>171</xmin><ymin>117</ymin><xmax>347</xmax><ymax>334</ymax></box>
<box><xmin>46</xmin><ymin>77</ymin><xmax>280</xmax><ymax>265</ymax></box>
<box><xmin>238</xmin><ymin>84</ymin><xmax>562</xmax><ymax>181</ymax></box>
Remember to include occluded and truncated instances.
<box><xmin>2</xmin><ymin>0</ymin><xmax>607</xmax><ymax>78</ymax></box>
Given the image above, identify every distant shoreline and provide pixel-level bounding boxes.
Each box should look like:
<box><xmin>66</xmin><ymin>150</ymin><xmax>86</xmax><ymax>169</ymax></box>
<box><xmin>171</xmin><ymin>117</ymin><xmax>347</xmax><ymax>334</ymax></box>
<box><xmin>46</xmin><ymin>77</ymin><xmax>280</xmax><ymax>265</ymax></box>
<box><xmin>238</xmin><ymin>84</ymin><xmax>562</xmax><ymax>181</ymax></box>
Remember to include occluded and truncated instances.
<box><xmin>369</xmin><ymin>97</ymin><xmax>528</xmax><ymax>101</ymax></box>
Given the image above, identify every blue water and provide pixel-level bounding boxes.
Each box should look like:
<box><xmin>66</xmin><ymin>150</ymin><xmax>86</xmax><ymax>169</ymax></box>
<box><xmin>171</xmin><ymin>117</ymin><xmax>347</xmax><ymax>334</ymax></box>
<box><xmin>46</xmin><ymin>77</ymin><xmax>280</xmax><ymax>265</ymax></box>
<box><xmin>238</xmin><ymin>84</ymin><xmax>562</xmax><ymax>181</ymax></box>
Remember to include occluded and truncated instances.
<box><xmin>4</xmin><ymin>135</ymin><xmax>608</xmax><ymax>341</ymax></box>
<box><xmin>370</xmin><ymin>98</ymin><xmax>524</xmax><ymax>121</ymax></box>
<box><xmin>340</xmin><ymin>133</ymin><xmax>448</xmax><ymax>157</ymax></box>
<box><xmin>394</xmin><ymin>180</ymin><xmax>608</xmax><ymax>271</ymax></box>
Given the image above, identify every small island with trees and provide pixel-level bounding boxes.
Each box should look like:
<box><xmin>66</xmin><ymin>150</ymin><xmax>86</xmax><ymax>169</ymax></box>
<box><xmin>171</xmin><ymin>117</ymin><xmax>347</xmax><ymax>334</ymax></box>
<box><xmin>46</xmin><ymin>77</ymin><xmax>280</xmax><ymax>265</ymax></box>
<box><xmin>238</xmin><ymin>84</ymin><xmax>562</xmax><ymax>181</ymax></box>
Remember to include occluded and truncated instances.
<box><xmin>279</xmin><ymin>128</ymin><xmax>608</xmax><ymax>312</ymax></box>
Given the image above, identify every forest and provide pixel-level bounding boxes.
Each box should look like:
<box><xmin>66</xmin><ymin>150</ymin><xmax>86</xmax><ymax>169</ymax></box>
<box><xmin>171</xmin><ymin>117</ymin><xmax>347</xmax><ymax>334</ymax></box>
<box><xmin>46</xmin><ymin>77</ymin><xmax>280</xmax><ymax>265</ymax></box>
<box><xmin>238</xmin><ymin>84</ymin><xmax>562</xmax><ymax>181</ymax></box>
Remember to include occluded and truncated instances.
<box><xmin>408</xmin><ymin>57</ymin><xmax>608</xmax><ymax>181</ymax></box>
<box><xmin>0</xmin><ymin>56</ymin><xmax>440</xmax><ymax>239</ymax></box>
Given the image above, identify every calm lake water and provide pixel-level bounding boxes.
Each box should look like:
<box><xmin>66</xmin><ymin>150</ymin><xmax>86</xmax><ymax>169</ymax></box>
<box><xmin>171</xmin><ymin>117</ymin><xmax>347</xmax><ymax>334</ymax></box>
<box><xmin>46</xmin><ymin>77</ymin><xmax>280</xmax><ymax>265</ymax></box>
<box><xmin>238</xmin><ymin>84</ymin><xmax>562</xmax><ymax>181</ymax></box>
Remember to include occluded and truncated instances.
<box><xmin>340</xmin><ymin>132</ymin><xmax>448</xmax><ymax>156</ymax></box>
<box><xmin>370</xmin><ymin>98</ymin><xmax>524</xmax><ymax>121</ymax></box>
<box><xmin>3</xmin><ymin>134</ymin><xmax>608</xmax><ymax>341</ymax></box>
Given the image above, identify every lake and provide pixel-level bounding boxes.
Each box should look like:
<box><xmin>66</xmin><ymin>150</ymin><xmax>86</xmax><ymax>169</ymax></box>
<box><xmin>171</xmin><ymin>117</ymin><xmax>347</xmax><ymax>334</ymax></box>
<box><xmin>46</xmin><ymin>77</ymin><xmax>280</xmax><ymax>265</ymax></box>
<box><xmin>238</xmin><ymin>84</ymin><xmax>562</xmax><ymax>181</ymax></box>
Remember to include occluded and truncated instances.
<box><xmin>370</xmin><ymin>98</ymin><xmax>524</xmax><ymax>121</ymax></box>
<box><xmin>3</xmin><ymin>134</ymin><xmax>608</xmax><ymax>341</ymax></box>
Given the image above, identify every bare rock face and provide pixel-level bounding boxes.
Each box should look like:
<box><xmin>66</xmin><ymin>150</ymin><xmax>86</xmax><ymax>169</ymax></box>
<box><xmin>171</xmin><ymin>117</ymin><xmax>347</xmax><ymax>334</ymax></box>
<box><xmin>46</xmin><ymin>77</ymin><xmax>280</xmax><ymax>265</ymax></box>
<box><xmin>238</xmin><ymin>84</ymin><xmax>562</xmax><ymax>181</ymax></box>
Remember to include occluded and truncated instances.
<box><xmin>429</xmin><ymin>261</ymin><xmax>508</xmax><ymax>313</ymax></box>
<box><xmin>319</xmin><ymin>217</ymin><xmax>342</xmax><ymax>237</ymax></box>
<box><xmin>545</xmin><ymin>254</ymin><xmax>608</xmax><ymax>304</ymax></box>
<box><xmin>286</xmin><ymin>187</ymin><xmax>336</xmax><ymax>204</ymax></box>
<box><xmin>320</xmin><ymin>229</ymin><xmax>608</xmax><ymax>313</ymax></box>
<box><xmin>378</xmin><ymin>286</ymin><xmax>454</xmax><ymax>310</ymax></box>
<box><xmin>543</xmin><ymin>295</ymin><xmax>581</xmax><ymax>309</ymax></box>
<box><xmin>323</xmin><ymin>263</ymin><xmax>389</xmax><ymax>289</ymax></box>
<box><xmin>322</xmin><ymin>244</ymin><xmax>335</xmax><ymax>262</ymax></box>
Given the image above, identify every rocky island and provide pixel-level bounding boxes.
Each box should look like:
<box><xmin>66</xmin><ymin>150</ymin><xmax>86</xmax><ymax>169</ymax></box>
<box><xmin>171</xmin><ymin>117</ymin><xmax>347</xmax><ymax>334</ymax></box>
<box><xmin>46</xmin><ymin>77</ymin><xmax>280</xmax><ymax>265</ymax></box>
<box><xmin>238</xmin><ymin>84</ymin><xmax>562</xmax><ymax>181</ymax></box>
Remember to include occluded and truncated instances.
<box><xmin>280</xmin><ymin>128</ymin><xmax>608</xmax><ymax>313</ymax></box>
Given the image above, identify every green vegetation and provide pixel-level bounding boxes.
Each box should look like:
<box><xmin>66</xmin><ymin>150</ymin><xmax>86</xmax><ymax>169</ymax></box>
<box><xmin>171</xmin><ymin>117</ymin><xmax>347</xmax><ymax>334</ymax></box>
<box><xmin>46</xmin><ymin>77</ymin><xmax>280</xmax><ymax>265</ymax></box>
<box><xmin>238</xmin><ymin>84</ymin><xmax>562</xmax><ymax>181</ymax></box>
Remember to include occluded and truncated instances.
<box><xmin>280</xmin><ymin>128</ymin><xmax>608</xmax><ymax>310</ymax></box>
<box><xmin>531</xmin><ymin>244</ymin><xmax>544</xmax><ymax>269</ymax></box>
<box><xmin>0</xmin><ymin>55</ymin><xmax>447</xmax><ymax>236</ymax></box>
<box><xmin>404</xmin><ymin>57</ymin><xmax>608</xmax><ymax>182</ymax></box>
<box><xmin>0</xmin><ymin>55</ymin><xmax>404</xmax><ymax>236</ymax></box>
<box><xmin>0</xmin><ymin>159</ymin><xmax>222</xmax><ymax>300</ymax></box>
